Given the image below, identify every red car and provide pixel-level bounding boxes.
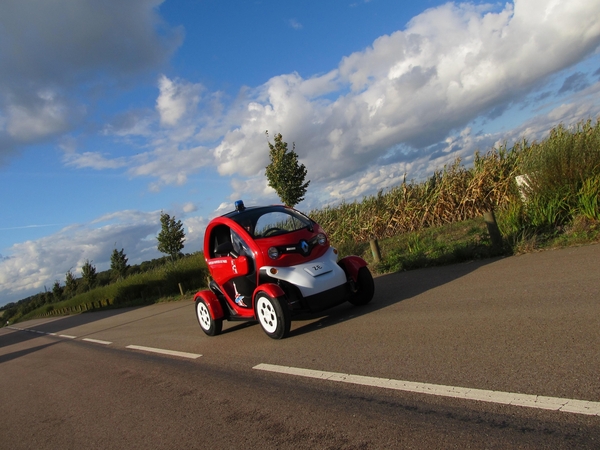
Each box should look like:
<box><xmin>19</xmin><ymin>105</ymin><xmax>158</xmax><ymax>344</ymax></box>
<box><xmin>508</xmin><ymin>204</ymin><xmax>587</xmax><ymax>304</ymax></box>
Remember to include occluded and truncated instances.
<box><xmin>194</xmin><ymin>201</ymin><xmax>375</xmax><ymax>339</ymax></box>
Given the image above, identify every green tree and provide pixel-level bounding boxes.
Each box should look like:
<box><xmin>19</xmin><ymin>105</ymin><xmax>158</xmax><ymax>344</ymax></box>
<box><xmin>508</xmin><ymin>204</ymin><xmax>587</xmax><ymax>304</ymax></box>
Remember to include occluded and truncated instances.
<box><xmin>110</xmin><ymin>248</ymin><xmax>129</xmax><ymax>281</ymax></box>
<box><xmin>52</xmin><ymin>281</ymin><xmax>63</xmax><ymax>302</ymax></box>
<box><xmin>265</xmin><ymin>131</ymin><xmax>310</xmax><ymax>207</ymax></box>
<box><xmin>81</xmin><ymin>260</ymin><xmax>97</xmax><ymax>291</ymax></box>
<box><xmin>157</xmin><ymin>212</ymin><xmax>186</xmax><ymax>263</ymax></box>
<box><xmin>65</xmin><ymin>270</ymin><xmax>77</xmax><ymax>297</ymax></box>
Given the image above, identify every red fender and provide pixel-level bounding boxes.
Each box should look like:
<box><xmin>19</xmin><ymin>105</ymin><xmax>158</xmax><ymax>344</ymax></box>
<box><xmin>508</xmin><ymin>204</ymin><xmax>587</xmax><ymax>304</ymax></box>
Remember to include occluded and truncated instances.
<box><xmin>338</xmin><ymin>255</ymin><xmax>368</xmax><ymax>281</ymax></box>
<box><xmin>193</xmin><ymin>290</ymin><xmax>225</xmax><ymax>320</ymax></box>
<box><xmin>252</xmin><ymin>283</ymin><xmax>286</xmax><ymax>305</ymax></box>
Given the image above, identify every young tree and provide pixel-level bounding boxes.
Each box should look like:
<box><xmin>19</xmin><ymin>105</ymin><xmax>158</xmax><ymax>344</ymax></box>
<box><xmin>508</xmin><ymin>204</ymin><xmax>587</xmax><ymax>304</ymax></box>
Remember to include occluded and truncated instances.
<box><xmin>52</xmin><ymin>280</ymin><xmax>63</xmax><ymax>302</ymax></box>
<box><xmin>110</xmin><ymin>248</ymin><xmax>129</xmax><ymax>281</ymax></box>
<box><xmin>81</xmin><ymin>260</ymin><xmax>97</xmax><ymax>291</ymax></box>
<box><xmin>65</xmin><ymin>270</ymin><xmax>77</xmax><ymax>297</ymax></box>
<box><xmin>265</xmin><ymin>131</ymin><xmax>310</xmax><ymax>207</ymax></box>
<box><xmin>157</xmin><ymin>212</ymin><xmax>186</xmax><ymax>263</ymax></box>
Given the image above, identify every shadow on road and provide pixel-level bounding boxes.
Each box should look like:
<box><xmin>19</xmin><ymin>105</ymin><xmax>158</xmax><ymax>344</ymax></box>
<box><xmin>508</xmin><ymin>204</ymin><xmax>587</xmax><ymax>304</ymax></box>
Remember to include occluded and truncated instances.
<box><xmin>289</xmin><ymin>256</ymin><xmax>502</xmax><ymax>337</ymax></box>
<box><xmin>0</xmin><ymin>341</ymin><xmax>59</xmax><ymax>365</ymax></box>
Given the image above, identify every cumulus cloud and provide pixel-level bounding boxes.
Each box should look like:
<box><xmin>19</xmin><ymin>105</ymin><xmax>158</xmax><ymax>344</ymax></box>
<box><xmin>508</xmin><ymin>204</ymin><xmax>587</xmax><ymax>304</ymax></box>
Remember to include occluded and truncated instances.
<box><xmin>204</xmin><ymin>0</ymin><xmax>600</xmax><ymax>190</ymax></box>
<box><xmin>129</xmin><ymin>142</ymin><xmax>215</xmax><ymax>191</ymax></box>
<box><xmin>156</xmin><ymin>75</ymin><xmax>204</xmax><ymax>126</ymax></box>
<box><xmin>52</xmin><ymin>75</ymin><xmax>216</xmax><ymax>185</ymax></box>
<box><xmin>78</xmin><ymin>0</ymin><xmax>599</xmax><ymax>203</ymax></box>
<box><xmin>182</xmin><ymin>215</ymin><xmax>208</xmax><ymax>252</ymax></box>
<box><xmin>102</xmin><ymin>0</ymin><xmax>598</xmax><ymax>201</ymax></box>
<box><xmin>0</xmin><ymin>0</ymin><xmax>183</xmax><ymax>161</ymax></box>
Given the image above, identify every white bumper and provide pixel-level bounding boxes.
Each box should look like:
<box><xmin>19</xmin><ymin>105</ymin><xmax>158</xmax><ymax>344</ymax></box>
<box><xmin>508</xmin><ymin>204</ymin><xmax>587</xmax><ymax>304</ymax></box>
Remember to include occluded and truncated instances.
<box><xmin>260</xmin><ymin>247</ymin><xmax>347</xmax><ymax>297</ymax></box>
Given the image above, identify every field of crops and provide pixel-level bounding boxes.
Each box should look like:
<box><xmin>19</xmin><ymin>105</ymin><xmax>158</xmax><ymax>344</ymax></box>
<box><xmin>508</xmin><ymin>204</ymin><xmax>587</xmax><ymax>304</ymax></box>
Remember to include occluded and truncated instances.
<box><xmin>312</xmin><ymin>119</ymin><xmax>600</xmax><ymax>247</ymax></box>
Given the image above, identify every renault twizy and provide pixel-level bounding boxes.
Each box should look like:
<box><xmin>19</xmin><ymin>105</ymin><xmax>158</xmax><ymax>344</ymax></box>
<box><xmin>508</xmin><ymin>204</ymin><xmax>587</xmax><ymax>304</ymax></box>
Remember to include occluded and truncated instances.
<box><xmin>194</xmin><ymin>201</ymin><xmax>374</xmax><ymax>339</ymax></box>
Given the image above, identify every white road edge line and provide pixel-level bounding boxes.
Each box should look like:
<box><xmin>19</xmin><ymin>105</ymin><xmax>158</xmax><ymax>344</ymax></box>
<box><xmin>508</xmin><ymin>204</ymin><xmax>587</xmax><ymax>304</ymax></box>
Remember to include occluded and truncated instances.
<box><xmin>253</xmin><ymin>363</ymin><xmax>600</xmax><ymax>417</ymax></box>
<box><xmin>126</xmin><ymin>345</ymin><xmax>201</xmax><ymax>359</ymax></box>
<box><xmin>82</xmin><ymin>338</ymin><xmax>112</xmax><ymax>345</ymax></box>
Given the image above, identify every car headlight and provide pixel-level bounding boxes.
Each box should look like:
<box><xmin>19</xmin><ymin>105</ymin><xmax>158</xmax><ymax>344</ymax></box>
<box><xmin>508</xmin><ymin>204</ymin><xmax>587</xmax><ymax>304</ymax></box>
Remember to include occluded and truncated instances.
<box><xmin>268</xmin><ymin>247</ymin><xmax>280</xmax><ymax>259</ymax></box>
<box><xmin>317</xmin><ymin>233</ymin><xmax>327</xmax><ymax>245</ymax></box>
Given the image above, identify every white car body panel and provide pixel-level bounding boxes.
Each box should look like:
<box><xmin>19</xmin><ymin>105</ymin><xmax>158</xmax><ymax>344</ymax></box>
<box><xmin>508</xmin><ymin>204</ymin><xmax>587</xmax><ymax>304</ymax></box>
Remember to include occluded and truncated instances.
<box><xmin>260</xmin><ymin>247</ymin><xmax>347</xmax><ymax>297</ymax></box>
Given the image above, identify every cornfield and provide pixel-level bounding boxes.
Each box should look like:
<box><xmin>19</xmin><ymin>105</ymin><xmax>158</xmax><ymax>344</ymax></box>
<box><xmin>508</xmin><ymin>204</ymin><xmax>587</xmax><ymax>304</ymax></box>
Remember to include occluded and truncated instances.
<box><xmin>311</xmin><ymin>119</ymin><xmax>600</xmax><ymax>245</ymax></box>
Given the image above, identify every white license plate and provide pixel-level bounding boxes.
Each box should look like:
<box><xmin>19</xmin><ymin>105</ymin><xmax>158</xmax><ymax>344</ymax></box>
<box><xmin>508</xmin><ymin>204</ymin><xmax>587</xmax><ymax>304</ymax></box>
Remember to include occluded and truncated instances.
<box><xmin>303</xmin><ymin>262</ymin><xmax>332</xmax><ymax>277</ymax></box>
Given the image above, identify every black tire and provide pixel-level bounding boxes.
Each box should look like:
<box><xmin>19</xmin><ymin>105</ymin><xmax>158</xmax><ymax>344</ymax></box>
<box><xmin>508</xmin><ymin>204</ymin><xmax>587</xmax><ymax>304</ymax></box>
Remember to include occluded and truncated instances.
<box><xmin>255</xmin><ymin>292</ymin><xmax>291</xmax><ymax>339</ymax></box>
<box><xmin>195</xmin><ymin>299</ymin><xmax>223</xmax><ymax>336</ymax></box>
<box><xmin>349</xmin><ymin>267</ymin><xmax>375</xmax><ymax>306</ymax></box>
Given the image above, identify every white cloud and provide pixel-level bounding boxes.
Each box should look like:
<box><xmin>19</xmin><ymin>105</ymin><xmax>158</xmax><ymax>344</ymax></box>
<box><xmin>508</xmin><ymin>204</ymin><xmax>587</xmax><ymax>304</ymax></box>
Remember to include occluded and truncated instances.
<box><xmin>229</xmin><ymin>175</ymin><xmax>280</xmax><ymax>205</ymax></box>
<box><xmin>289</xmin><ymin>19</ymin><xmax>303</xmax><ymax>30</ymax></box>
<box><xmin>7</xmin><ymin>0</ymin><xmax>599</xmax><ymax>199</ymax></box>
<box><xmin>182</xmin><ymin>215</ymin><xmax>207</xmax><ymax>252</ymax></box>
<box><xmin>63</xmin><ymin>151</ymin><xmax>128</xmax><ymax>170</ymax></box>
<box><xmin>183</xmin><ymin>202</ymin><xmax>197</xmax><ymax>213</ymax></box>
<box><xmin>129</xmin><ymin>143</ymin><xmax>214</xmax><ymax>191</ymax></box>
<box><xmin>156</xmin><ymin>75</ymin><xmax>203</xmax><ymax>126</ymax></box>
<box><xmin>197</xmin><ymin>0</ymin><xmax>600</xmax><ymax>192</ymax></box>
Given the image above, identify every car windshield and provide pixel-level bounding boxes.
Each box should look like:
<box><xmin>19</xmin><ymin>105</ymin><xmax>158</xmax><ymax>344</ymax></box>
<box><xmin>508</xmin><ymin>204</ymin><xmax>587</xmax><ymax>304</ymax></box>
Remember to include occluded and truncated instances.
<box><xmin>229</xmin><ymin>207</ymin><xmax>313</xmax><ymax>239</ymax></box>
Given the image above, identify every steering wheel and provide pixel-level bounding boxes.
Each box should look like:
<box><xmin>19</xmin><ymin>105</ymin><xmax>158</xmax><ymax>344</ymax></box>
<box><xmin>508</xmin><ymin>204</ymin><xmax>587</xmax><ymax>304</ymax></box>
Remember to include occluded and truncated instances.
<box><xmin>263</xmin><ymin>227</ymin><xmax>284</xmax><ymax>237</ymax></box>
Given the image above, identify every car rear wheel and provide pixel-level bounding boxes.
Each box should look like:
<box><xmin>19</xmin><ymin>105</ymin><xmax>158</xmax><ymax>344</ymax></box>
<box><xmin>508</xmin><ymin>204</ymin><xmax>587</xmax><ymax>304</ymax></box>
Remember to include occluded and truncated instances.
<box><xmin>349</xmin><ymin>267</ymin><xmax>375</xmax><ymax>306</ymax></box>
<box><xmin>255</xmin><ymin>293</ymin><xmax>291</xmax><ymax>339</ymax></box>
<box><xmin>196</xmin><ymin>299</ymin><xmax>222</xmax><ymax>336</ymax></box>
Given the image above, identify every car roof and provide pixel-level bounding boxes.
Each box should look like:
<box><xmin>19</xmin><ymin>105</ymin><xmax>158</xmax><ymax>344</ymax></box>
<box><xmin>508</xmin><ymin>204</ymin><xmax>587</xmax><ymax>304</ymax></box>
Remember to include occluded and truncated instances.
<box><xmin>221</xmin><ymin>204</ymin><xmax>287</xmax><ymax>219</ymax></box>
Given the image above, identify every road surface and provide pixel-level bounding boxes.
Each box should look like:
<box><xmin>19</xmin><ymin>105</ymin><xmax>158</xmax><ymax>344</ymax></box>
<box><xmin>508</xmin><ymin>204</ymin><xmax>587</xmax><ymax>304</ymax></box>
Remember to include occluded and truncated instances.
<box><xmin>1</xmin><ymin>244</ymin><xmax>599</xmax><ymax>448</ymax></box>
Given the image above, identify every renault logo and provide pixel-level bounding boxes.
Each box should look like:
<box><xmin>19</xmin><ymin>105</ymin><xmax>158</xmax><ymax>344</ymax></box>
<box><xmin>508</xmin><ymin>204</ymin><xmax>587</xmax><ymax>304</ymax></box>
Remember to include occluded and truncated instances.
<box><xmin>300</xmin><ymin>240</ymin><xmax>309</xmax><ymax>255</ymax></box>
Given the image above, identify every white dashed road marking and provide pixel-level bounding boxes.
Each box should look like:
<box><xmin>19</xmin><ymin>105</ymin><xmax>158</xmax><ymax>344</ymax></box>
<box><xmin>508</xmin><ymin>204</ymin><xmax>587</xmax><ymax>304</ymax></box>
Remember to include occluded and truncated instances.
<box><xmin>7</xmin><ymin>327</ymin><xmax>201</xmax><ymax>359</ymax></box>
<box><xmin>126</xmin><ymin>345</ymin><xmax>202</xmax><ymax>359</ymax></box>
<box><xmin>253</xmin><ymin>363</ymin><xmax>600</xmax><ymax>417</ymax></box>
<box><xmin>82</xmin><ymin>338</ymin><xmax>112</xmax><ymax>345</ymax></box>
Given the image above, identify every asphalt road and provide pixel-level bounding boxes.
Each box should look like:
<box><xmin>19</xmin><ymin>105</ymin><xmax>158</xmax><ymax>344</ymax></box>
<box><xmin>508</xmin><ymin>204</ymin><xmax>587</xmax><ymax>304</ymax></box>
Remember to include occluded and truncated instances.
<box><xmin>1</xmin><ymin>244</ymin><xmax>599</xmax><ymax>448</ymax></box>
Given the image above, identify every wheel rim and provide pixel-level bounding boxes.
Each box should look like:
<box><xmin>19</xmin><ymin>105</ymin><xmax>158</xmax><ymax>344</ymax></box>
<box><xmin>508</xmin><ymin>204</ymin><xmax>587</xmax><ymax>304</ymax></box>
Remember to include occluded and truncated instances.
<box><xmin>196</xmin><ymin>301</ymin><xmax>212</xmax><ymax>331</ymax></box>
<box><xmin>256</xmin><ymin>296</ymin><xmax>277</xmax><ymax>334</ymax></box>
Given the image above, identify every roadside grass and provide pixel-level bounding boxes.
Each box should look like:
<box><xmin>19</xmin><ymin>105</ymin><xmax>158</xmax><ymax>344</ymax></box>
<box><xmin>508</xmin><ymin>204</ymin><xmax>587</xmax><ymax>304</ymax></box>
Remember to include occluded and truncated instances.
<box><xmin>337</xmin><ymin>214</ymin><xmax>600</xmax><ymax>275</ymax></box>
<box><xmin>18</xmin><ymin>254</ymin><xmax>208</xmax><ymax>322</ymax></box>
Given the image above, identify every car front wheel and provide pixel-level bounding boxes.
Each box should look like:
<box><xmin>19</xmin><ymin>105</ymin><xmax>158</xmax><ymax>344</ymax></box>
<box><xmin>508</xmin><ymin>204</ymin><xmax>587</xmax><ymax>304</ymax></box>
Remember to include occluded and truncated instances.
<box><xmin>255</xmin><ymin>293</ymin><xmax>291</xmax><ymax>339</ymax></box>
<box><xmin>349</xmin><ymin>267</ymin><xmax>375</xmax><ymax>306</ymax></box>
<box><xmin>196</xmin><ymin>299</ymin><xmax>222</xmax><ymax>336</ymax></box>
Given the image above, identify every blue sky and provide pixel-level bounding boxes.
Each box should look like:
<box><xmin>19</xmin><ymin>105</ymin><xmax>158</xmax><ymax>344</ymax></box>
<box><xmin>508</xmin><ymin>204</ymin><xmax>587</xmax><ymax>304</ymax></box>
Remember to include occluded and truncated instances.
<box><xmin>1</xmin><ymin>0</ymin><xmax>600</xmax><ymax>306</ymax></box>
